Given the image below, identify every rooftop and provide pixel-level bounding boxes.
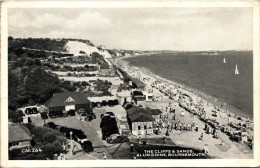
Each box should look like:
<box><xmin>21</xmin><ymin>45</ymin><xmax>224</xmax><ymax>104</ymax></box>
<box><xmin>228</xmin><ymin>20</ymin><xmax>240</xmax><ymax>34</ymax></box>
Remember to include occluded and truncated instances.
<box><xmin>150</xmin><ymin>109</ymin><xmax>163</xmax><ymax>115</ymax></box>
<box><xmin>9</xmin><ymin>124</ymin><xmax>32</xmax><ymax>143</ymax></box>
<box><xmin>127</xmin><ymin>106</ymin><xmax>154</xmax><ymax>122</ymax></box>
<box><xmin>130</xmin><ymin>78</ymin><xmax>146</xmax><ymax>88</ymax></box>
<box><xmin>45</xmin><ymin>92</ymin><xmax>91</xmax><ymax>107</ymax></box>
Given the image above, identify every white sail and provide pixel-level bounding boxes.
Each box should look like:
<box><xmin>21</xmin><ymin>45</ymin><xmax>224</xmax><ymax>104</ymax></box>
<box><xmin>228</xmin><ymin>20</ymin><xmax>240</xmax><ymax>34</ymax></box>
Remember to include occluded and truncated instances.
<box><xmin>235</xmin><ymin>64</ymin><xmax>239</xmax><ymax>75</ymax></box>
<box><xmin>223</xmin><ymin>57</ymin><xmax>226</xmax><ymax>64</ymax></box>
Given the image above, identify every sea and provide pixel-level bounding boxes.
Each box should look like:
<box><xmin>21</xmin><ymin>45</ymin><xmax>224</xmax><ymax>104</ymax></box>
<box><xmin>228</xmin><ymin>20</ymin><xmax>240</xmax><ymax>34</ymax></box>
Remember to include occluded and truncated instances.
<box><xmin>124</xmin><ymin>51</ymin><xmax>253</xmax><ymax>118</ymax></box>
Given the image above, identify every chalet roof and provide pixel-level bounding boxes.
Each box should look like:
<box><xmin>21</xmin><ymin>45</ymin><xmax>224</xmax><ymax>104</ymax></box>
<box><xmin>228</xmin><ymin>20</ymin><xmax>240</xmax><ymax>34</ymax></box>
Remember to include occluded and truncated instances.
<box><xmin>150</xmin><ymin>109</ymin><xmax>163</xmax><ymax>115</ymax></box>
<box><xmin>45</xmin><ymin>92</ymin><xmax>90</xmax><ymax>107</ymax></box>
<box><xmin>130</xmin><ymin>78</ymin><xmax>146</xmax><ymax>88</ymax></box>
<box><xmin>9</xmin><ymin>124</ymin><xmax>32</xmax><ymax>143</ymax></box>
<box><xmin>127</xmin><ymin>106</ymin><xmax>154</xmax><ymax>122</ymax></box>
<box><xmin>88</xmin><ymin>96</ymin><xmax>116</xmax><ymax>102</ymax></box>
<box><xmin>134</xmin><ymin>97</ymin><xmax>145</xmax><ymax>101</ymax></box>
<box><xmin>132</xmin><ymin>90</ymin><xmax>144</xmax><ymax>96</ymax></box>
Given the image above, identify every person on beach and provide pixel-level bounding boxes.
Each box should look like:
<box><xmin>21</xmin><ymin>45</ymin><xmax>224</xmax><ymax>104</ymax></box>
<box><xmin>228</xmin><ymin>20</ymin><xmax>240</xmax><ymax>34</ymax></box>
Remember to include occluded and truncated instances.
<box><xmin>213</xmin><ymin>128</ymin><xmax>216</xmax><ymax>135</ymax></box>
<box><xmin>175</xmin><ymin>123</ymin><xmax>178</xmax><ymax>130</ymax></box>
<box><xmin>163</xmin><ymin>134</ymin><xmax>166</xmax><ymax>143</ymax></box>
<box><xmin>188</xmin><ymin>123</ymin><xmax>191</xmax><ymax>131</ymax></box>
<box><xmin>183</xmin><ymin>123</ymin><xmax>187</xmax><ymax>131</ymax></box>
<box><xmin>206</xmin><ymin>127</ymin><xmax>210</xmax><ymax>134</ymax></box>
<box><xmin>203</xmin><ymin>144</ymin><xmax>209</xmax><ymax>154</ymax></box>
<box><xmin>220</xmin><ymin>140</ymin><xmax>224</xmax><ymax>146</ymax></box>
<box><xmin>200</xmin><ymin>133</ymin><xmax>204</xmax><ymax>140</ymax></box>
<box><xmin>195</xmin><ymin>124</ymin><xmax>199</xmax><ymax>132</ymax></box>
<box><xmin>181</xmin><ymin>111</ymin><xmax>184</xmax><ymax>117</ymax></box>
<box><xmin>130</xmin><ymin>143</ymin><xmax>134</xmax><ymax>152</ymax></box>
<box><xmin>214</xmin><ymin>131</ymin><xmax>219</xmax><ymax>139</ymax></box>
<box><xmin>138</xmin><ymin>136</ymin><xmax>142</xmax><ymax>146</ymax></box>
<box><xmin>162</xmin><ymin>122</ymin><xmax>165</xmax><ymax>128</ymax></box>
<box><xmin>103</xmin><ymin>152</ymin><xmax>107</xmax><ymax>160</ymax></box>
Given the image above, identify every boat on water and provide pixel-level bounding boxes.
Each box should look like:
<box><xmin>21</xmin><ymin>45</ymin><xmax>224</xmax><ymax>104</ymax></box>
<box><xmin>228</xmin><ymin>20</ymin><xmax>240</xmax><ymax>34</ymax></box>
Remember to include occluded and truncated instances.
<box><xmin>235</xmin><ymin>64</ymin><xmax>239</xmax><ymax>75</ymax></box>
<box><xmin>223</xmin><ymin>57</ymin><xmax>226</xmax><ymax>64</ymax></box>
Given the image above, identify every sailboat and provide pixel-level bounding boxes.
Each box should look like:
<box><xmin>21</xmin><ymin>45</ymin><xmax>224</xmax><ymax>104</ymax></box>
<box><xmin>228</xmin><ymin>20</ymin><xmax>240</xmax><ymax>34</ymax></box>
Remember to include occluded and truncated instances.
<box><xmin>223</xmin><ymin>57</ymin><xmax>226</xmax><ymax>64</ymax></box>
<box><xmin>235</xmin><ymin>64</ymin><xmax>239</xmax><ymax>75</ymax></box>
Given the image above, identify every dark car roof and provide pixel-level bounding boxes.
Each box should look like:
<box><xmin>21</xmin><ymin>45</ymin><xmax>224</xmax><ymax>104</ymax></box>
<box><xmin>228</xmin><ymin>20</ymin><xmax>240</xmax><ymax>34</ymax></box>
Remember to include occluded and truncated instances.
<box><xmin>75</xmin><ymin>133</ymin><xmax>87</xmax><ymax>139</ymax></box>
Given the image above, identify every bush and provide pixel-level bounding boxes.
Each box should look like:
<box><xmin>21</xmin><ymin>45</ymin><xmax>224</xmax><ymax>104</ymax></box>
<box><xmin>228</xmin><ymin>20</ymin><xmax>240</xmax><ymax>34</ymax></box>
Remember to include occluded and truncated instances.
<box><xmin>9</xmin><ymin>125</ymin><xmax>67</xmax><ymax>160</ymax></box>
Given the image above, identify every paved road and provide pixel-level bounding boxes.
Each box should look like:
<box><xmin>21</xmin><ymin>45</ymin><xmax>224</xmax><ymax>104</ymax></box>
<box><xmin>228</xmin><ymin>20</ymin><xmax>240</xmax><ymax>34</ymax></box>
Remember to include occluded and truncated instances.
<box><xmin>32</xmin><ymin>114</ymin><xmax>113</xmax><ymax>159</ymax></box>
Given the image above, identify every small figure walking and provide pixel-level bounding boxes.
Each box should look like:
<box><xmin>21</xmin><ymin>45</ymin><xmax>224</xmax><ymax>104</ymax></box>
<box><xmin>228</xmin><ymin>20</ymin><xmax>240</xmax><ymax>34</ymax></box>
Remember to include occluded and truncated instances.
<box><xmin>203</xmin><ymin>144</ymin><xmax>209</xmax><ymax>154</ymax></box>
<box><xmin>195</xmin><ymin>124</ymin><xmax>199</xmax><ymax>132</ymax></box>
<box><xmin>138</xmin><ymin>136</ymin><xmax>142</xmax><ymax>146</ymax></box>
<box><xmin>220</xmin><ymin>140</ymin><xmax>224</xmax><ymax>146</ymax></box>
<box><xmin>200</xmin><ymin>133</ymin><xmax>204</xmax><ymax>141</ymax></box>
<box><xmin>181</xmin><ymin>111</ymin><xmax>185</xmax><ymax>117</ymax></box>
<box><xmin>103</xmin><ymin>152</ymin><xmax>107</xmax><ymax>160</ymax></box>
<box><xmin>130</xmin><ymin>143</ymin><xmax>134</xmax><ymax>152</ymax></box>
<box><xmin>163</xmin><ymin>134</ymin><xmax>166</xmax><ymax>143</ymax></box>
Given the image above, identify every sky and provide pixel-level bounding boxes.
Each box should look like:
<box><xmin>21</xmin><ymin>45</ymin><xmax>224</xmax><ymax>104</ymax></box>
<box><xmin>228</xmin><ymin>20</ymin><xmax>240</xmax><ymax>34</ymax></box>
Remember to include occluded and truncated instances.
<box><xmin>8</xmin><ymin>8</ymin><xmax>253</xmax><ymax>51</ymax></box>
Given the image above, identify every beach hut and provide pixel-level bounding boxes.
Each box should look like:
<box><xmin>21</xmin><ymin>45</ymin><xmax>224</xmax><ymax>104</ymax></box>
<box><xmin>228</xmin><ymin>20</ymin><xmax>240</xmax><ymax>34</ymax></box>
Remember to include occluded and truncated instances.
<box><xmin>130</xmin><ymin>77</ymin><xmax>146</xmax><ymax>91</ymax></box>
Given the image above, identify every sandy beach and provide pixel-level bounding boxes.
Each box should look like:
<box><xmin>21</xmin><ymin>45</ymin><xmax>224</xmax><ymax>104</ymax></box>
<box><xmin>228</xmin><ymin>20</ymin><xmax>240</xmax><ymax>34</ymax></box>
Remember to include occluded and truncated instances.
<box><xmin>112</xmin><ymin>54</ymin><xmax>254</xmax><ymax>158</ymax></box>
<box><xmin>121</xmin><ymin>54</ymin><xmax>253</xmax><ymax>119</ymax></box>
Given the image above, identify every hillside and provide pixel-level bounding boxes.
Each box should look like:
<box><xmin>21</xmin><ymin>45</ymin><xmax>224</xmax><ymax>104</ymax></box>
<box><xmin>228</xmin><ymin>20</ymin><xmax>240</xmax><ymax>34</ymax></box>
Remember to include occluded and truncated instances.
<box><xmin>65</xmin><ymin>40</ymin><xmax>111</xmax><ymax>58</ymax></box>
<box><xmin>8</xmin><ymin>36</ymin><xmax>150</xmax><ymax>59</ymax></box>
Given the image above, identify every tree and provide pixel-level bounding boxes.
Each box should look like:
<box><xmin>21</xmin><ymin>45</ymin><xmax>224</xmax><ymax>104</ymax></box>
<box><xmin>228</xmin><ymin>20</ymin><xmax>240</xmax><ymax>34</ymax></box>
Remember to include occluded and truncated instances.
<box><xmin>8</xmin><ymin>71</ymin><xmax>20</xmax><ymax>109</ymax></box>
<box><xmin>81</xmin><ymin>81</ymin><xmax>90</xmax><ymax>87</ymax></box>
<box><xmin>9</xmin><ymin>125</ymin><xmax>67</xmax><ymax>160</ymax></box>
<box><xmin>34</xmin><ymin>58</ymin><xmax>42</xmax><ymax>66</ymax></box>
<box><xmin>15</xmin><ymin>48</ymin><xmax>25</xmax><ymax>56</ymax></box>
<box><xmin>24</xmin><ymin>67</ymin><xmax>61</xmax><ymax>104</ymax></box>
<box><xmin>8</xmin><ymin>36</ymin><xmax>14</xmax><ymax>41</ymax></box>
<box><xmin>24</xmin><ymin>58</ymin><xmax>34</xmax><ymax>66</ymax></box>
<box><xmin>8</xmin><ymin>109</ymin><xmax>24</xmax><ymax>123</ymax></box>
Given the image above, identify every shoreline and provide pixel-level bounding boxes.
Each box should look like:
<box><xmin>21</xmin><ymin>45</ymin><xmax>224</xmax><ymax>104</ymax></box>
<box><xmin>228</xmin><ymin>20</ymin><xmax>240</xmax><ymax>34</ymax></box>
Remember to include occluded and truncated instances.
<box><xmin>119</xmin><ymin>54</ymin><xmax>252</xmax><ymax>120</ymax></box>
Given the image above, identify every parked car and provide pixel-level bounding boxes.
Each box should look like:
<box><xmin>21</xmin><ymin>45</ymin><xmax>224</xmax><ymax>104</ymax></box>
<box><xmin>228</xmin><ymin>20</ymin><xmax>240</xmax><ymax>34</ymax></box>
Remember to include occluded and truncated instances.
<box><xmin>107</xmin><ymin>100</ymin><xmax>118</xmax><ymax>106</ymax></box>
<box><xmin>81</xmin><ymin>140</ymin><xmax>94</xmax><ymax>152</ymax></box>
<box><xmin>67</xmin><ymin>109</ymin><xmax>75</xmax><ymax>116</ymax></box>
<box><xmin>106</xmin><ymin>134</ymin><xmax>129</xmax><ymax>144</ymax></box>
<box><xmin>105</xmin><ymin>112</ymin><xmax>115</xmax><ymax>116</ymax></box>
<box><xmin>78</xmin><ymin>108</ymin><xmax>86</xmax><ymax>114</ymax></box>
<box><xmin>100</xmin><ymin>113</ymin><xmax>110</xmax><ymax>119</ymax></box>
<box><xmin>73</xmin><ymin>131</ymin><xmax>94</xmax><ymax>152</ymax></box>
<box><xmin>40</xmin><ymin>112</ymin><xmax>48</xmax><ymax>119</ymax></box>
<box><xmin>25</xmin><ymin>108</ymin><xmax>33</xmax><ymax>115</ymax></box>
<box><xmin>100</xmin><ymin>116</ymin><xmax>119</xmax><ymax>140</ymax></box>
<box><xmin>85</xmin><ymin>112</ymin><xmax>96</xmax><ymax>121</ymax></box>
<box><xmin>45</xmin><ymin>122</ymin><xmax>57</xmax><ymax>129</ymax></box>
<box><xmin>75</xmin><ymin>133</ymin><xmax>88</xmax><ymax>143</ymax></box>
<box><xmin>49</xmin><ymin>111</ymin><xmax>63</xmax><ymax>118</ymax></box>
<box><xmin>31</xmin><ymin>107</ymin><xmax>38</xmax><ymax>114</ymax></box>
<box><xmin>101</xmin><ymin>100</ymin><xmax>107</xmax><ymax>106</ymax></box>
<box><xmin>49</xmin><ymin>111</ymin><xmax>56</xmax><ymax>118</ymax></box>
